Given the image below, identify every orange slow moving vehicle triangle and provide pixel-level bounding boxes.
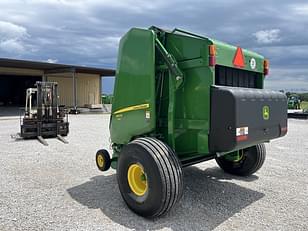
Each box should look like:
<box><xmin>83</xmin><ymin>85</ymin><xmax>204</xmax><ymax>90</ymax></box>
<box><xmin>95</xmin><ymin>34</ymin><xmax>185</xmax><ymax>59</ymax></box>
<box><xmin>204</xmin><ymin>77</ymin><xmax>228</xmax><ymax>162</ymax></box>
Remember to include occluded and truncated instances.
<box><xmin>233</xmin><ymin>47</ymin><xmax>245</xmax><ymax>68</ymax></box>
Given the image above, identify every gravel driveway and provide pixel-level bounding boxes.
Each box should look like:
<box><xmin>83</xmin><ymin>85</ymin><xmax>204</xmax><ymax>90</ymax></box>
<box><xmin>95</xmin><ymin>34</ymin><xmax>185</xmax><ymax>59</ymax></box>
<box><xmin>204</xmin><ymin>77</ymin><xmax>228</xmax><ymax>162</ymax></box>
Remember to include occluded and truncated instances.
<box><xmin>0</xmin><ymin>114</ymin><xmax>307</xmax><ymax>230</ymax></box>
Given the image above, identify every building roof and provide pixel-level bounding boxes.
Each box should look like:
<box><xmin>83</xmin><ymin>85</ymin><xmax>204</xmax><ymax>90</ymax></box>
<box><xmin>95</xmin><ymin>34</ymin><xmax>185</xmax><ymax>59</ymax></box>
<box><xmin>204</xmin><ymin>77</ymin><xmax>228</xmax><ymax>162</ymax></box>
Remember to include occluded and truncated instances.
<box><xmin>0</xmin><ymin>58</ymin><xmax>115</xmax><ymax>76</ymax></box>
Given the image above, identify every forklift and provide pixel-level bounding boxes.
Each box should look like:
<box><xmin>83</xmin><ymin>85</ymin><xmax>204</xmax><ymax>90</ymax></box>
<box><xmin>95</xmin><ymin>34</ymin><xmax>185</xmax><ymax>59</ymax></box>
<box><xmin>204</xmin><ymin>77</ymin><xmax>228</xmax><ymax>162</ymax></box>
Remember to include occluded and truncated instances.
<box><xmin>19</xmin><ymin>81</ymin><xmax>69</xmax><ymax>145</ymax></box>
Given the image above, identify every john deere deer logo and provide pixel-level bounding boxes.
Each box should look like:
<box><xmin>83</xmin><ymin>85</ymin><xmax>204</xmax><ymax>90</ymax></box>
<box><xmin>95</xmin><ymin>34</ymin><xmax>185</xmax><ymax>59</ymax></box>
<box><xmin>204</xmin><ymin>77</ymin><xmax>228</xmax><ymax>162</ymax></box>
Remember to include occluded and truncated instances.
<box><xmin>263</xmin><ymin>106</ymin><xmax>270</xmax><ymax>120</ymax></box>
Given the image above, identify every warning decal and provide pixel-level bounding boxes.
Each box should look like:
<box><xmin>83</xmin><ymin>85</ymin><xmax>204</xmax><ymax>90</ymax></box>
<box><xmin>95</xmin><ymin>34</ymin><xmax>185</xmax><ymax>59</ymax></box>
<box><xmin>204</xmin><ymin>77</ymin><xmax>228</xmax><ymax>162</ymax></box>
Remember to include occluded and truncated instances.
<box><xmin>233</xmin><ymin>47</ymin><xmax>245</xmax><ymax>68</ymax></box>
<box><xmin>236</xmin><ymin>126</ymin><xmax>248</xmax><ymax>141</ymax></box>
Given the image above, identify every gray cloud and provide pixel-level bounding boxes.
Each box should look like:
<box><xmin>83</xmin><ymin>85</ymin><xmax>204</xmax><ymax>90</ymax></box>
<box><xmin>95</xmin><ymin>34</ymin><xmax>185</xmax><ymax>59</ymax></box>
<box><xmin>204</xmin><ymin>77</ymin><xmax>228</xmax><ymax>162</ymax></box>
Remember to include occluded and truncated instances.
<box><xmin>0</xmin><ymin>21</ymin><xmax>30</xmax><ymax>54</ymax></box>
<box><xmin>254</xmin><ymin>29</ymin><xmax>281</xmax><ymax>44</ymax></box>
<box><xmin>0</xmin><ymin>0</ymin><xmax>307</xmax><ymax>92</ymax></box>
<box><xmin>265</xmin><ymin>67</ymin><xmax>308</xmax><ymax>92</ymax></box>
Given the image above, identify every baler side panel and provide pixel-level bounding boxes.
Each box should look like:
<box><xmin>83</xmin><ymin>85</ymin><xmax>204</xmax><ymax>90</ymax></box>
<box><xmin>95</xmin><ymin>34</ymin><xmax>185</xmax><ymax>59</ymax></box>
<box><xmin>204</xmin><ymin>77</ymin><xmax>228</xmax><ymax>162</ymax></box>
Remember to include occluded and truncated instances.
<box><xmin>110</xmin><ymin>28</ymin><xmax>156</xmax><ymax>144</ymax></box>
<box><xmin>157</xmin><ymin>33</ymin><xmax>214</xmax><ymax>157</ymax></box>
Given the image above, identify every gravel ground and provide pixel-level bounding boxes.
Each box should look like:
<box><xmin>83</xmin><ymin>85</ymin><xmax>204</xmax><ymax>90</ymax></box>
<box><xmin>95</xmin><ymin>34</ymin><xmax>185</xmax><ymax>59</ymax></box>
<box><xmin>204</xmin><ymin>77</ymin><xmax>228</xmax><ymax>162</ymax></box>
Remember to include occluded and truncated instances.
<box><xmin>0</xmin><ymin>114</ymin><xmax>307</xmax><ymax>231</ymax></box>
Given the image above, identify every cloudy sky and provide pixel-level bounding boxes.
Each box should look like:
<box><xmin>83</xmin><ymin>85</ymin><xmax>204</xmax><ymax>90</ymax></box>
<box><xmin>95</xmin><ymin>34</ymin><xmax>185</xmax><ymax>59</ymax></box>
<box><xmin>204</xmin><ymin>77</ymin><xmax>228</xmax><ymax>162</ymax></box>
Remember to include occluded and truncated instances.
<box><xmin>0</xmin><ymin>0</ymin><xmax>308</xmax><ymax>93</ymax></box>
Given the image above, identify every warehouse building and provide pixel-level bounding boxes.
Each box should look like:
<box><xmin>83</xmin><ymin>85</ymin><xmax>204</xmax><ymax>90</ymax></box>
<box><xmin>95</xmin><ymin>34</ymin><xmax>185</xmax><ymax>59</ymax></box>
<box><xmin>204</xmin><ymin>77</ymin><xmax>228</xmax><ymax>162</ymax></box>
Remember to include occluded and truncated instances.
<box><xmin>0</xmin><ymin>58</ymin><xmax>115</xmax><ymax>109</ymax></box>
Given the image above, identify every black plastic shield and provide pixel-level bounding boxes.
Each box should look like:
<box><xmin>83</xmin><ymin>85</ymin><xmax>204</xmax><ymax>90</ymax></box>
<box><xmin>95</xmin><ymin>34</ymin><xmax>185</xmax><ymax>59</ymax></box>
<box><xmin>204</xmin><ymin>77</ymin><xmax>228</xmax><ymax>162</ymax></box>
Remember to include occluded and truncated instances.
<box><xmin>209</xmin><ymin>86</ymin><xmax>288</xmax><ymax>153</ymax></box>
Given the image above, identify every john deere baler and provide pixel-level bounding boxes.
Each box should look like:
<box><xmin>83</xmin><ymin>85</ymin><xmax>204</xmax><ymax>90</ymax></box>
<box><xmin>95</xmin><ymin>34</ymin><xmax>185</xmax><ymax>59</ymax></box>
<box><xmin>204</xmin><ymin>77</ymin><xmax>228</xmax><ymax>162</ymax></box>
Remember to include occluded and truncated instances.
<box><xmin>95</xmin><ymin>26</ymin><xmax>287</xmax><ymax>218</ymax></box>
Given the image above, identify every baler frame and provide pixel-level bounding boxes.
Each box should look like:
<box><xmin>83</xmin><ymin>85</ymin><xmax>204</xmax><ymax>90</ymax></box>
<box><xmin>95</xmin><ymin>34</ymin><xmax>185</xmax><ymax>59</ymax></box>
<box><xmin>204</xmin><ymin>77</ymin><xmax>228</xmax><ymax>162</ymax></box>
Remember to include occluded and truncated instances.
<box><xmin>95</xmin><ymin>26</ymin><xmax>287</xmax><ymax>218</ymax></box>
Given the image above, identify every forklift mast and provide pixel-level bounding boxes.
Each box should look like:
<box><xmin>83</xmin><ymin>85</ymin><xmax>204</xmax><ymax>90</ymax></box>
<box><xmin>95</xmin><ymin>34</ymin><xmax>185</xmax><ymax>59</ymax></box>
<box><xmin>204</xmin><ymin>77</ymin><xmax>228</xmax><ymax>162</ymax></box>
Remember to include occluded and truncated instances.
<box><xmin>36</xmin><ymin>81</ymin><xmax>59</xmax><ymax>120</ymax></box>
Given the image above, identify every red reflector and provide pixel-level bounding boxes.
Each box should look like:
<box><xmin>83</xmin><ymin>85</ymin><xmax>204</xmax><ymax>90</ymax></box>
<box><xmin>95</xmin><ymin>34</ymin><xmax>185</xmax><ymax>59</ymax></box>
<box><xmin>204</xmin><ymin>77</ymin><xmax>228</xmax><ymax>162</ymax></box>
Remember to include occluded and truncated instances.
<box><xmin>264</xmin><ymin>59</ymin><xmax>269</xmax><ymax>75</ymax></box>
<box><xmin>281</xmin><ymin>126</ymin><xmax>287</xmax><ymax>134</ymax></box>
<box><xmin>236</xmin><ymin>135</ymin><xmax>248</xmax><ymax>142</ymax></box>
<box><xmin>233</xmin><ymin>47</ymin><xmax>245</xmax><ymax>68</ymax></box>
<box><xmin>209</xmin><ymin>56</ymin><xmax>216</xmax><ymax>66</ymax></box>
<box><xmin>209</xmin><ymin>45</ymin><xmax>216</xmax><ymax>56</ymax></box>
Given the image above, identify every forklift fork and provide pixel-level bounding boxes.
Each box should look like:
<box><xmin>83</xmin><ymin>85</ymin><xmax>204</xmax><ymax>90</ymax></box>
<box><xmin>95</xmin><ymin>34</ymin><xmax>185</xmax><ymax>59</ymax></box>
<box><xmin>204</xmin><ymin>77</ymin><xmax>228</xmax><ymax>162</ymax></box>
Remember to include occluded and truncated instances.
<box><xmin>37</xmin><ymin>136</ymin><xmax>48</xmax><ymax>146</ymax></box>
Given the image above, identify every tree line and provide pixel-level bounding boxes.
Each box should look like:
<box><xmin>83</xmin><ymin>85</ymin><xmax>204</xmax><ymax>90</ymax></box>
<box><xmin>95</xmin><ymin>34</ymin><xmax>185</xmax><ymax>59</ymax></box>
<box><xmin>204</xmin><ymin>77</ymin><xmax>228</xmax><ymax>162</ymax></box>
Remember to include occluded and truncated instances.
<box><xmin>285</xmin><ymin>92</ymin><xmax>308</xmax><ymax>101</ymax></box>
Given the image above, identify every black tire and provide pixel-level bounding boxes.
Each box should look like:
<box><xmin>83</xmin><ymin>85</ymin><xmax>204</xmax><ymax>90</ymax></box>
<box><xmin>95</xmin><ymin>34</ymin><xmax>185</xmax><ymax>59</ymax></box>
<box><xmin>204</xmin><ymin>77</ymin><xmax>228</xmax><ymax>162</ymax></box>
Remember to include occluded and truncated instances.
<box><xmin>117</xmin><ymin>137</ymin><xmax>183</xmax><ymax>218</ymax></box>
<box><xmin>216</xmin><ymin>144</ymin><xmax>266</xmax><ymax>176</ymax></box>
<box><xmin>96</xmin><ymin>149</ymin><xmax>111</xmax><ymax>171</ymax></box>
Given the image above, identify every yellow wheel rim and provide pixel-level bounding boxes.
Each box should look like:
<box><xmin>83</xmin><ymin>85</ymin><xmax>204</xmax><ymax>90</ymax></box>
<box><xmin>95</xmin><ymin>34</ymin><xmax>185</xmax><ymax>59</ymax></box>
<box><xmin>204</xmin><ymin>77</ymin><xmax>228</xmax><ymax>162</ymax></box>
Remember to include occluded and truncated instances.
<box><xmin>97</xmin><ymin>154</ymin><xmax>105</xmax><ymax>168</ymax></box>
<box><xmin>127</xmin><ymin>163</ymin><xmax>148</xmax><ymax>196</ymax></box>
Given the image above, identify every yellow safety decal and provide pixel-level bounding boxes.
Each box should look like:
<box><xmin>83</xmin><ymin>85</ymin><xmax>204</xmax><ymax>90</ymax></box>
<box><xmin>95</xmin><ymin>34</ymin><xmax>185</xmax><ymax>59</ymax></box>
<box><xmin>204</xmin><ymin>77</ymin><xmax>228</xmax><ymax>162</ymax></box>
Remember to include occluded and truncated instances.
<box><xmin>113</xmin><ymin>103</ymin><xmax>149</xmax><ymax>115</ymax></box>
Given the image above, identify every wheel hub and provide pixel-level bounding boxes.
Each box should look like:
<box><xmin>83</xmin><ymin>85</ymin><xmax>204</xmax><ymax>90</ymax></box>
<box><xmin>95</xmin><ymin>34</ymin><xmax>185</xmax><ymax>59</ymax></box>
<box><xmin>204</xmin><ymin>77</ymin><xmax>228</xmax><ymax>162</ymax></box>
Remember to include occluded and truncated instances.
<box><xmin>127</xmin><ymin>163</ymin><xmax>147</xmax><ymax>196</ymax></box>
<box><xmin>97</xmin><ymin>155</ymin><xmax>105</xmax><ymax>168</ymax></box>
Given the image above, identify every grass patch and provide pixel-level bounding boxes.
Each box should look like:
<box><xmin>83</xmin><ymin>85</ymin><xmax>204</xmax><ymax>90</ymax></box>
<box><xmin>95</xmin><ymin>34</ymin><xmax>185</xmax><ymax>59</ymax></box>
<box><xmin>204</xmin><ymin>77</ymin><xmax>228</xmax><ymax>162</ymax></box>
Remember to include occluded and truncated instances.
<box><xmin>300</xmin><ymin>101</ymin><xmax>308</xmax><ymax>110</ymax></box>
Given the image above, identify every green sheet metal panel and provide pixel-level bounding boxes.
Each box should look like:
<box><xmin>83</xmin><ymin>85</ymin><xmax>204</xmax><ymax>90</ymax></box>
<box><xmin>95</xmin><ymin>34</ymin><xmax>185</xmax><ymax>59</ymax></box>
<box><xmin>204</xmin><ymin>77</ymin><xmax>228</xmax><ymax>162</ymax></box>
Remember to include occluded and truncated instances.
<box><xmin>211</xmin><ymin>39</ymin><xmax>264</xmax><ymax>73</ymax></box>
<box><xmin>158</xmin><ymin>33</ymin><xmax>214</xmax><ymax>156</ymax></box>
<box><xmin>110</xmin><ymin>28</ymin><xmax>156</xmax><ymax>144</ymax></box>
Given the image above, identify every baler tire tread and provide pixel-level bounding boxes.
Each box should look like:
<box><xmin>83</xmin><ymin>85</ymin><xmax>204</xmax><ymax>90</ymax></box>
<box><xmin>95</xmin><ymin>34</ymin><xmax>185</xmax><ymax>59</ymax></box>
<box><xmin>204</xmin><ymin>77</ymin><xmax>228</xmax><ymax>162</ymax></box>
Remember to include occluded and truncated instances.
<box><xmin>253</xmin><ymin>143</ymin><xmax>266</xmax><ymax>174</ymax></box>
<box><xmin>136</xmin><ymin>137</ymin><xmax>183</xmax><ymax>216</ymax></box>
<box><xmin>133</xmin><ymin>137</ymin><xmax>183</xmax><ymax>217</ymax></box>
<box><xmin>150</xmin><ymin>138</ymin><xmax>184</xmax><ymax>201</ymax></box>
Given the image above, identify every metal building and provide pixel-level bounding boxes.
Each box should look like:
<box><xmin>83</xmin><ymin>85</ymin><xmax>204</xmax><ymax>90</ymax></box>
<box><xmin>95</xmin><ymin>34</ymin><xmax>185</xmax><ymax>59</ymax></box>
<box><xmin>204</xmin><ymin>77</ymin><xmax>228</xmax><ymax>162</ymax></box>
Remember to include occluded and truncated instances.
<box><xmin>0</xmin><ymin>58</ymin><xmax>115</xmax><ymax>109</ymax></box>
